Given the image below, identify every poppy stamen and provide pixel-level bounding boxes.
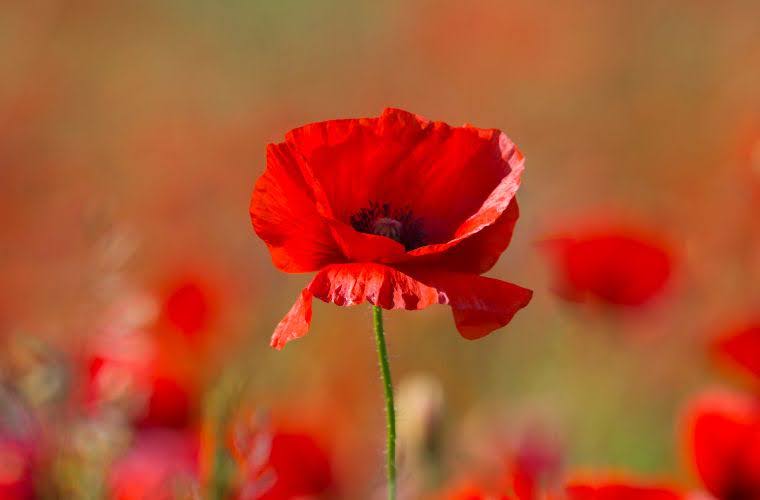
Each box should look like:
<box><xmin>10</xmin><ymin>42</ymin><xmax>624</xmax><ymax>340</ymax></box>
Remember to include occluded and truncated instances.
<box><xmin>372</xmin><ymin>217</ymin><xmax>403</xmax><ymax>242</ymax></box>
<box><xmin>350</xmin><ymin>201</ymin><xmax>425</xmax><ymax>250</ymax></box>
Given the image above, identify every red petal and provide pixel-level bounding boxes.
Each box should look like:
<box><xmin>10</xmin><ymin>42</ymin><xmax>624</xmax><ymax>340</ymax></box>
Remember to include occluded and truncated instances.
<box><xmin>440</xmin><ymin>482</ymin><xmax>504</xmax><ymax>500</ymax></box>
<box><xmin>140</xmin><ymin>376</ymin><xmax>192</xmax><ymax>429</ymax></box>
<box><xmin>565</xmin><ymin>481</ymin><xmax>682</xmax><ymax>500</ymax></box>
<box><xmin>326</xmin><ymin>218</ymin><xmax>407</xmax><ymax>263</ymax></box>
<box><xmin>262</xmin><ymin>432</ymin><xmax>333</xmax><ymax>499</ymax></box>
<box><xmin>309</xmin><ymin>263</ymin><xmax>444</xmax><ymax>310</ymax></box>
<box><xmin>162</xmin><ymin>279</ymin><xmax>213</xmax><ymax>338</ymax></box>
<box><xmin>414</xmin><ymin>199</ymin><xmax>520</xmax><ymax>274</ymax></box>
<box><xmin>282</xmin><ymin>108</ymin><xmax>431</xmax><ymax>222</ymax></box>
<box><xmin>270</xmin><ymin>264</ymin><xmax>532</xmax><ymax>349</ymax></box>
<box><xmin>281</xmin><ymin>108</ymin><xmax>525</xmax><ymax>263</ymax></box>
<box><xmin>683</xmin><ymin>390</ymin><xmax>760</xmax><ymax>499</ymax></box>
<box><xmin>544</xmin><ymin>228</ymin><xmax>672</xmax><ymax>307</ymax></box>
<box><xmin>412</xmin><ymin>270</ymin><xmax>533</xmax><ymax>340</ymax></box>
<box><xmin>251</xmin><ymin>143</ymin><xmax>344</xmax><ymax>273</ymax></box>
<box><xmin>401</xmin><ymin>132</ymin><xmax>523</xmax><ymax>258</ymax></box>
<box><xmin>108</xmin><ymin>430</ymin><xmax>198</xmax><ymax>500</ymax></box>
<box><xmin>713</xmin><ymin>321</ymin><xmax>760</xmax><ymax>384</ymax></box>
<box><xmin>270</xmin><ymin>289</ymin><xmax>313</xmax><ymax>350</ymax></box>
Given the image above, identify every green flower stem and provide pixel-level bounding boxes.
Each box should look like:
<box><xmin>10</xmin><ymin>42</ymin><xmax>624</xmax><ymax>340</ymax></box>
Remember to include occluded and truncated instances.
<box><xmin>372</xmin><ymin>305</ymin><xmax>397</xmax><ymax>500</ymax></box>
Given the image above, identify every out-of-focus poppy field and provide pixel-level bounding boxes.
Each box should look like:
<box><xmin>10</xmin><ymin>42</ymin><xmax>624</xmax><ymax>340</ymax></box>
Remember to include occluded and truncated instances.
<box><xmin>1</xmin><ymin>1</ymin><xmax>759</xmax><ymax>499</ymax></box>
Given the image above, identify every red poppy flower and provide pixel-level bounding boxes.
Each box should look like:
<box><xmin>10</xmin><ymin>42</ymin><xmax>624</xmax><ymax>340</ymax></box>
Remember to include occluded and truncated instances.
<box><xmin>713</xmin><ymin>320</ymin><xmax>760</xmax><ymax>386</ymax></box>
<box><xmin>108</xmin><ymin>429</ymin><xmax>199</xmax><ymax>500</ymax></box>
<box><xmin>250</xmin><ymin>108</ymin><xmax>532</xmax><ymax>348</ymax></box>
<box><xmin>0</xmin><ymin>437</ymin><xmax>36</xmax><ymax>500</ymax></box>
<box><xmin>682</xmin><ymin>390</ymin><xmax>760</xmax><ymax>500</ymax></box>
<box><xmin>228</xmin><ymin>414</ymin><xmax>333</xmax><ymax>500</ymax></box>
<box><xmin>438</xmin><ymin>482</ymin><xmax>510</xmax><ymax>500</ymax></box>
<box><xmin>86</xmin><ymin>332</ymin><xmax>195</xmax><ymax>429</ymax></box>
<box><xmin>510</xmin><ymin>426</ymin><xmax>563</xmax><ymax>500</ymax></box>
<box><xmin>543</xmin><ymin>225</ymin><xmax>672</xmax><ymax>308</ymax></box>
<box><xmin>565</xmin><ymin>479</ymin><xmax>682</xmax><ymax>500</ymax></box>
<box><xmin>161</xmin><ymin>278</ymin><xmax>214</xmax><ymax>339</ymax></box>
<box><xmin>435</xmin><ymin>437</ymin><xmax>562</xmax><ymax>500</ymax></box>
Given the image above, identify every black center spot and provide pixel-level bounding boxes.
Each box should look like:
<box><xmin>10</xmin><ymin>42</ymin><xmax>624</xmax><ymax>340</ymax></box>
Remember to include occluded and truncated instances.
<box><xmin>350</xmin><ymin>202</ymin><xmax>425</xmax><ymax>250</ymax></box>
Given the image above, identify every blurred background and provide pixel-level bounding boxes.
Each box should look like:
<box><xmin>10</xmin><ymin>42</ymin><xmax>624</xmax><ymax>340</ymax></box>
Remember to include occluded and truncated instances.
<box><xmin>0</xmin><ymin>1</ymin><xmax>758</xmax><ymax>498</ymax></box>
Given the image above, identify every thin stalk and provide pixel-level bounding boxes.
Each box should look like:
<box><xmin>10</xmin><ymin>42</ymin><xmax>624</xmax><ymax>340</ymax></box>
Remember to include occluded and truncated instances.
<box><xmin>372</xmin><ymin>305</ymin><xmax>397</xmax><ymax>500</ymax></box>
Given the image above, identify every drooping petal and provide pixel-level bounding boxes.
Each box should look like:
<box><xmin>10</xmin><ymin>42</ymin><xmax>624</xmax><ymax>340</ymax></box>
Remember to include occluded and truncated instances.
<box><xmin>270</xmin><ymin>264</ymin><xmax>532</xmax><ymax>349</ymax></box>
<box><xmin>713</xmin><ymin>321</ymin><xmax>760</xmax><ymax>384</ymax></box>
<box><xmin>410</xmin><ymin>270</ymin><xmax>533</xmax><ymax>340</ymax></box>
<box><xmin>271</xmin><ymin>289</ymin><xmax>314</xmax><ymax>350</ymax></box>
<box><xmin>251</xmin><ymin>143</ymin><xmax>344</xmax><ymax>273</ymax></box>
<box><xmin>309</xmin><ymin>263</ymin><xmax>444</xmax><ymax>310</ymax></box>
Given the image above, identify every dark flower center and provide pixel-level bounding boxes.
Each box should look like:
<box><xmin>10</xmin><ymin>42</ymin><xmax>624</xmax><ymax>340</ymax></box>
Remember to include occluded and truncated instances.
<box><xmin>350</xmin><ymin>201</ymin><xmax>425</xmax><ymax>250</ymax></box>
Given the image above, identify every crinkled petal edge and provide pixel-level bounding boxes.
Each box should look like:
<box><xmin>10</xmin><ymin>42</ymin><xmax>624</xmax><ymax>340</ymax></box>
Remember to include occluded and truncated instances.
<box><xmin>270</xmin><ymin>263</ymin><xmax>532</xmax><ymax>349</ymax></box>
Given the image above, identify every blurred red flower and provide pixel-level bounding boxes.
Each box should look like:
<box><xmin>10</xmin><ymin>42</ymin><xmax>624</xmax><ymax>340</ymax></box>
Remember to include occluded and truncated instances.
<box><xmin>509</xmin><ymin>426</ymin><xmax>563</xmax><ymax>500</ymax></box>
<box><xmin>0</xmin><ymin>437</ymin><xmax>36</xmax><ymax>500</ymax></box>
<box><xmin>250</xmin><ymin>108</ymin><xmax>532</xmax><ymax>348</ymax></box>
<box><xmin>682</xmin><ymin>390</ymin><xmax>760</xmax><ymax>500</ymax></box>
<box><xmin>228</xmin><ymin>413</ymin><xmax>334</xmax><ymax>499</ymax></box>
<box><xmin>438</xmin><ymin>475</ymin><xmax>681</xmax><ymax>500</ymax></box>
<box><xmin>436</xmin><ymin>446</ymin><xmax>562</xmax><ymax>500</ymax></box>
<box><xmin>86</xmin><ymin>331</ymin><xmax>195</xmax><ymax>429</ymax></box>
<box><xmin>108</xmin><ymin>429</ymin><xmax>199</xmax><ymax>500</ymax></box>
<box><xmin>161</xmin><ymin>278</ymin><xmax>215</xmax><ymax>339</ymax></box>
<box><xmin>713</xmin><ymin>320</ymin><xmax>760</xmax><ymax>386</ymax></box>
<box><xmin>543</xmin><ymin>226</ymin><xmax>673</xmax><ymax>308</ymax></box>
<box><xmin>438</xmin><ymin>482</ymin><xmax>509</xmax><ymax>500</ymax></box>
<box><xmin>565</xmin><ymin>478</ymin><xmax>682</xmax><ymax>500</ymax></box>
<box><xmin>84</xmin><ymin>275</ymin><xmax>223</xmax><ymax>429</ymax></box>
<box><xmin>260</xmin><ymin>432</ymin><xmax>333</xmax><ymax>500</ymax></box>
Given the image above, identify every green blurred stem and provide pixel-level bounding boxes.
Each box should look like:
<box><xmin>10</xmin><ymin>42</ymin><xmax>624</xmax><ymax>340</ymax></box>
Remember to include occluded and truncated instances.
<box><xmin>373</xmin><ymin>305</ymin><xmax>397</xmax><ymax>500</ymax></box>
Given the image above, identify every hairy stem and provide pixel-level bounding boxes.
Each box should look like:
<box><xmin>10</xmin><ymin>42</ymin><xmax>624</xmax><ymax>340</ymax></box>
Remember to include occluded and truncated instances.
<box><xmin>373</xmin><ymin>305</ymin><xmax>397</xmax><ymax>500</ymax></box>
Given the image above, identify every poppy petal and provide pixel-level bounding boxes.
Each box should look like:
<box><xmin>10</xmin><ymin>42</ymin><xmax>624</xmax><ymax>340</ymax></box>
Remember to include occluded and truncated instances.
<box><xmin>713</xmin><ymin>321</ymin><xmax>760</xmax><ymax>383</ymax></box>
<box><xmin>271</xmin><ymin>289</ymin><xmax>314</xmax><ymax>350</ymax></box>
<box><xmin>281</xmin><ymin>108</ymin><xmax>525</xmax><ymax>262</ymax></box>
<box><xmin>413</xmin><ymin>199</ymin><xmax>520</xmax><ymax>274</ymax></box>
<box><xmin>542</xmin><ymin>227</ymin><xmax>673</xmax><ymax>307</ymax></box>
<box><xmin>270</xmin><ymin>264</ymin><xmax>532</xmax><ymax>349</ymax></box>
<box><xmin>251</xmin><ymin>143</ymin><xmax>344</xmax><ymax>273</ymax></box>
<box><xmin>264</xmin><ymin>432</ymin><xmax>333</xmax><ymax>498</ymax></box>
<box><xmin>404</xmin><ymin>133</ymin><xmax>523</xmax><ymax>256</ymax></box>
<box><xmin>683</xmin><ymin>390</ymin><xmax>760</xmax><ymax>499</ymax></box>
<box><xmin>282</xmin><ymin>108</ymin><xmax>431</xmax><ymax>223</ymax></box>
<box><xmin>326</xmin><ymin>219</ymin><xmax>407</xmax><ymax>263</ymax></box>
<box><xmin>411</xmin><ymin>270</ymin><xmax>533</xmax><ymax>340</ymax></box>
<box><xmin>565</xmin><ymin>481</ymin><xmax>682</xmax><ymax>500</ymax></box>
<box><xmin>309</xmin><ymin>263</ymin><xmax>444</xmax><ymax>310</ymax></box>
